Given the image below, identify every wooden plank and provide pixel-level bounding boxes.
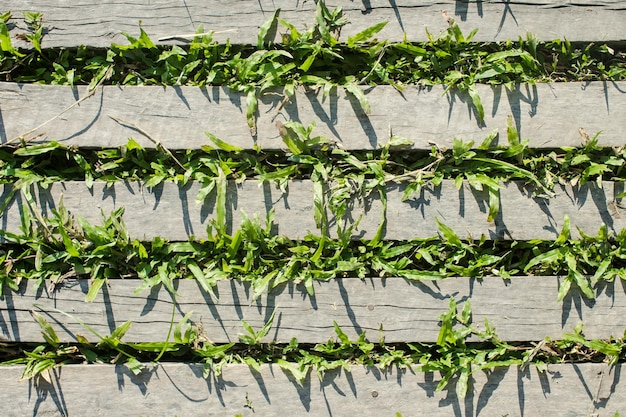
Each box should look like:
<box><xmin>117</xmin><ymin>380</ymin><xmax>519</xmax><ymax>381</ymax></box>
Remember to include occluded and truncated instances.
<box><xmin>2</xmin><ymin>277</ymin><xmax>625</xmax><ymax>344</ymax></box>
<box><xmin>0</xmin><ymin>362</ymin><xmax>621</xmax><ymax>416</ymax></box>
<box><xmin>1</xmin><ymin>180</ymin><xmax>623</xmax><ymax>241</ymax></box>
<box><xmin>2</xmin><ymin>82</ymin><xmax>626</xmax><ymax>150</ymax></box>
<box><xmin>6</xmin><ymin>1</ymin><xmax>626</xmax><ymax>48</ymax></box>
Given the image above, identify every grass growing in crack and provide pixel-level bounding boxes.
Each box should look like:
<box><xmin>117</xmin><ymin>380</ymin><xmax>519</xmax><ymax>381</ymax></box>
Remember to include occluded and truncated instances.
<box><xmin>0</xmin><ymin>119</ymin><xmax>623</xmax><ymax>229</ymax></box>
<box><xmin>4</xmin><ymin>298</ymin><xmax>626</xmax><ymax>397</ymax></box>
<box><xmin>0</xmin><ymin>198</ymin><xmax>624</xmax><ymax>301</ymax></box>
<box><xmin>2</xmin><ymin>4</ymin><xmax>626</xmax><ymax>127</ymax></box>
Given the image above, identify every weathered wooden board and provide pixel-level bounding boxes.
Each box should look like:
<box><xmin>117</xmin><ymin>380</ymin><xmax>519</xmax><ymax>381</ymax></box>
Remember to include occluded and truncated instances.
<box><xmin>2</xmin><ymin>277</ymin><xmax>625</xmax><ymax>344</ymax></box>
<box><xmin>6</xmin><ymin>0</ymin><xmax>626</xmax><ymax>48</ymax></box>
<box><xmin>1</xmin><ymin>180</ymin><xmax>623</xmax><ymax>241</ymax></box>
<box><xmin>2</xmin><ymin>82</ymin><xmax>625</xmax><ymax>150</ymax></box>
<box><xmin>0</xmin><ymin>363</ymin><xmax>621</xmax><ymax>416</ymax></box>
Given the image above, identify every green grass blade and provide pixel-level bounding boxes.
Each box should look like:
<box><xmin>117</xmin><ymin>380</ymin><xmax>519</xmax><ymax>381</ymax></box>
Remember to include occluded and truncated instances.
<box><xmin>344</xmin><ymin>82</ymin><xmax>371</xmax><ymax>114</ymax></box>
<box><xmin>30</xmin><ymin>311</ymin><xmax>60</xmax><ymax>347</ymax></box>
<box><xmin>257</xmin><ymin>9</ymin><xmax>280</xmax><ymax>48</ymax></box>
<box><xmin>85</xmin><ymin>278</ymin><xmax>106</xmax><ymax>302</ymax></box>
<box><xmin>467</xmin><ymin>84</ymin><xmax>484</xmax><ymax>123</ymax></box>
<box><xmin>347</xmin><ymin>22</ymin><xmax>388</xmax><ymax>47</ymax></box>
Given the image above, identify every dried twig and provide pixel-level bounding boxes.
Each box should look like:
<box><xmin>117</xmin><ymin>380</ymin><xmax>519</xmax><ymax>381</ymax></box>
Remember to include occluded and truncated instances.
<box><xmin>107</xmin><ymin>116</ymin><xmax>186</xmax><ymax>170</ymax></box>
<box><xmin>5</xmin><ymin>65</ymin><xmax>113</xmax><ymax>146</ymax></box>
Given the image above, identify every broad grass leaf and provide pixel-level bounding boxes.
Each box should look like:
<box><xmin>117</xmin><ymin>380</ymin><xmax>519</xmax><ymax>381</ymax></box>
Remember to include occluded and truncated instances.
<box><xmin>56</xmin><ymin>225</ymin><xmax>79</xmax><ymax>257</ymax></box>
<box><xmin>478</xmin><ymin>130</ymin><xmax>499</xmax><ymax>150</ymax></box>
<box><xmin>333</xmin><ymin>321</ymin><xmax>350</xmax><ymax>345</ymax></box>
<box><xmin>85</xmin><ymin>277</ymin><xmax>106</xmax><ymax>302</ymax></box>
<box><xmin>566</xmin><ymin>253</ymin><xmax>594</xmax><ymax>299</ymax></box>
<box><xmin>313</xmin><ymin>180</ymin><xmax>326</xmax><ymax>231</ymax></box>
<box><xmin>14</xmin><ymin>142</ymin><xmax>62</xmax><ymax>156</ymax></box>
<box><xmin>299</xmin><ymin>50</ymin><xmax>318</xmax><ymax>72</ymax></box>
<box><xmin>369</xmin><ymin>186</ymin><xmax>386</xmax><ymax>246</ymax></box>
<box><xmin>387</xmin><ymin>135</ymin><xmax>414</xmax><ymax>148</ymax></box>
<box><xmin>205</xmin><ymin>133</ymin><xmax>243</xmax><ymax>152</ymax></box>
<box><xmin>25</xmin><ymin>360</ymin><xmax>55</xmax><ymax>382</ymax></box>
<box><xmin>347</xmin><ymin>21</ymin><xmax>388</xmax><ymax>47</ymax></box>
<box><xmin>277</xmin><ymin>359</ymin><xmax>309</xmax><ymax>383</ymax></box>
<box><xmin>505</xmin><ymin>115</ymin><xmax>520</xmax><ymax>147</ymax></box>
<box><xmin>486</xmin><ymin>49</ymin><xmax>527</xmax><ymax>62</ymax></box>
<box><xmin>252</xmin><ymin>272</ymin><xmax>275</xmax><ymax>301</ymax></box>
<box><xmin>259</xmin><ymin>165</ymin><xmax>297</xmax><ymax>182</ymax></box>
<box><xmin>174</xmin><ymin>311</ymin><xmax>194</xmax><ymax>344</ymax></box>
<box><xmin>31</xmin><ymin>311</ymin><xmax>60</xmax><ymax>346</ymax></box>
<box><xmin>435</xmin><ymin>218</ymin><xmax>462</xmax><ymax>248</ymax></box>
<box><xmin>392</xmin><ymin>43</ymin><xmax>426</xmax><ymax>56</ymax></box>
<box><xmin>487</xmin><ymin>187</ymin><xmax>500</xmax><ymax>222</ymax></box>
<box><xmin>88</xmin><ymin>64</ymin><xmax>112</xmax><ymax>91</ymax></box>
<box><xmin>187</xmin><ymin>261</ymin><xmax>217</xmax><ymax>299</ymax></box>
<box><xmin>315</xmin><ymin>0</ymin><xmax>336</xmax><ymax>44</ymax></box>
<box><xmin>196</xmin><ymin>179</ymin><xmax>216</xmax><ymax>204</ymax></box>
<box><xmin>215</xmin><ymin>167</ymin><xmax>227</xmax><ymax>235</ymax></box>
<box><xmin>239</xmin><ymin>320</ymin><xmax>256</xmax><ymax>344</ymax></box>
<box><xmin>591</xmin><ymin>258</ymin><xmax>612</xmax><ymax>285</ymax></box>
<box><xmin>555</xmin><ymin>215</ymin><xmax>570</xmax><ymax>245</ymax></box>
<box><xmin>246</xmin><ymin>89</ymin><xmax>258</xmax><ymax>135</ymax></box>
<box><xmin>570</xmin><ymin>269</ymin><xmax>595</xmax><ymax>299</ymax></box>
<box><xmin>457</xmin><ymin>363</ymin><xmax>471</xmax><ymax>398</ymax></box>
<box><xmin>586</xmin><ymin>339</ymin><xmax>621</xmax><ymax>360</ymax></box>
<box><xmin>257</xmin><ymin>309</ymin><xmax>276</xmax><ymax>340</ymax></box>
<box><xmin>437</xmin><ymin>298</ymin><xmax>457</xmax><ymax>347</ymax></box>
<box><xmin>474</xmin><ymin>66</ymin><xmax>504</xmax><ymax>80</ymax></box>
<box><xmin>125</xmin><ymin>357</ymin><xmax>145</xmax><ymax>376</ymax></box>
<box><xmin>467</xmin><ymin>84</ymin><xmax>484</xmax><ymax>123</ymax></box>
<box><xmin>472</xmin><ymin>157</ymin><xmax>546</xmax><ymax>192</ymax></box>
<box><xmin>557</xmin><ymin>276</ymin><xmax>572</xmax><ymax>301</ymax></box>
<box><xmin>144</xmin><ymin>173</ymin><xmax>167</xmax><ymax>188</ymax></box>
<box><xmin>257</xmin><ymin>9</ymin><xmax>280</xmax><ymax>48</ymax></box>
<box><xmin>445</xmin><ymin>70</ymin><xmax>466</xmax><ymax>83</ymax></box>
<box><xmin>137</xmin><ymin>26</ymin><xmax>156</xmax><ymax>48</ymax></box>
<box><xmin>401</xmin><ymin>181</ymin><xmax>422</xmax><ymax>201</ymax></box>
<box><xmin>0</xmin><ymin>21</ymin><xmax>18</xmax><ymax>53</ymax></box>
<box><xmin>524</xmin><ymin>247</ymin><xmax>564</xmax><ymax>272</ymax></box>
<box><xmin>460</xmin><ymin>301</ymin><xmax>472</xmax><ymax>324</ymax></box>
<box><xmin>412</xmin><ymin>248</ymin><xmax>436</xmax><ymax>265</ymax></box>
<box><xmin>243</xmin><ymin>356</ymin><xmax>261</xmax><ymax>373</ymax></box>
<box><xmin>344</xmin><ymin>83</ymin><xmax>371</xmax><ymax>114</ymax></box>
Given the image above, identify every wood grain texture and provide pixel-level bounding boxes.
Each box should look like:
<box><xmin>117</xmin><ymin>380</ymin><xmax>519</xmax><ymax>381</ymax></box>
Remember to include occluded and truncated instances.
<box><xmin>2</xmin><ymin>277</ymin><xmax>625</xmax><ymax>344</ymax></box>
<box><xmin>2</xmin><ymin>82</ymin><xmax>626</xmax><ymax>150</ymax></box>
<box><xmin>0</xmin><ymin>362</ymin><xmax>622</xmax><ymax>416</ymax></box>
<box><xmin>1</xmin><ymin>180</ymin><xmax>623</xmax><ymax>241</ymax></box>
<box><xmin>6</xmin><ymin>0</ymin><xmax>626</xmax><ymax>48</ymax></box>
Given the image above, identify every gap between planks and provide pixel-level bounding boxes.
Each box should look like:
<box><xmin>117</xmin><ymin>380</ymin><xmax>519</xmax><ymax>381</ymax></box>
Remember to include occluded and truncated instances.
<box><xmin>0</xmin><ymin>179</ymin><xmax>623</xmax><ymax>241</ymax></box>
<box><xmin>5</xmin><ymin>0</ymin><xmax>626</xmax><ymax>48</ymax></box>
<box><xmin>1</xmin><ymin>82</ymin><xmax>625</xmax><ymax>150</ymax></box>
<box><xmin>2</xmin><ymin>276</ymin><xmax>625</xmax><ymax>344</ymax></box>
<box><xmin>0</xmin><ymin>362</ymin><xmax>620</xmax><ymax>416</ymax></box>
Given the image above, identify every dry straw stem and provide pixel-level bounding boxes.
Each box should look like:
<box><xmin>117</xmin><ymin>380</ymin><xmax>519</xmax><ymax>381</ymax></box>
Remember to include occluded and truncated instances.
<box><xmin>108</xmin><ymin>116</ymin><xmax>185</xmax><ymax>170</ymax></box>
<box><xmin>5</xmin><ymin>65</ymin><xmax>114</xmax><ymax>146</ymax></box>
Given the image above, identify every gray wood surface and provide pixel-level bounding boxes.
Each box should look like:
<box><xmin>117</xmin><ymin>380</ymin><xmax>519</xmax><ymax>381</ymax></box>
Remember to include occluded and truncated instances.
<box><xmin>1</xmin><ymin>180</ymin><xmax>623</xmax><ymax>241</ymax></box>
<box><xmin>0</xmin><ymin>362</ymin><xmax>622</xmax><ymax>416</ymax></box>
<box><xmin>2</xmin><ymin>82</ymin><xmax>625</xmax><ymax>150</ymax></box>
<box><xmin>5</xmin><ymin>0</ymin><xmax>626</xmax><ymax>48</ymax></box>
<box><xmin>2</xmin><ymin>277</ymin><xmax>625</xmax><ymax>344</ymax></box>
